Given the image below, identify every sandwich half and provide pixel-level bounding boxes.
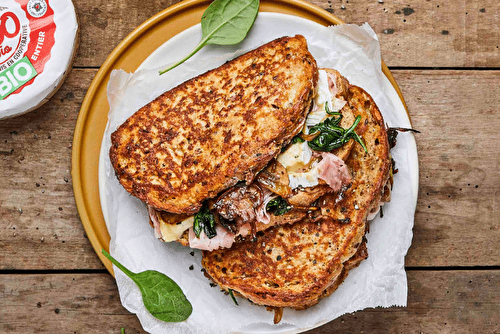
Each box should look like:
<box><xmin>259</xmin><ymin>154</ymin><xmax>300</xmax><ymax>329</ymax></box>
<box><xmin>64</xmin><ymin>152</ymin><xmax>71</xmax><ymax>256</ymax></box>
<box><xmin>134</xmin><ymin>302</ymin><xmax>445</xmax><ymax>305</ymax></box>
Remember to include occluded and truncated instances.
<box><xmin>110</xmin><ymin>35</ymin><xmax>318</xmax><ymax>215</ymax></box>
<box><xmin>201</xmin><ymin>73</ymin><xmax>392</xmax><ymax>313</ymax></box>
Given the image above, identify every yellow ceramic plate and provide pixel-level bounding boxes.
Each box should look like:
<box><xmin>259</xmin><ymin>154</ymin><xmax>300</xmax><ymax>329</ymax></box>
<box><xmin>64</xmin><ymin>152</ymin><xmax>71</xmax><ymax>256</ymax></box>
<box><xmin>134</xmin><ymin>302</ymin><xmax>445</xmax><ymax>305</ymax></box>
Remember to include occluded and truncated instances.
<box><xmin>72</xmin><ymin>0</ymin><xmax>409</xmax><ymax>275</ymax></box>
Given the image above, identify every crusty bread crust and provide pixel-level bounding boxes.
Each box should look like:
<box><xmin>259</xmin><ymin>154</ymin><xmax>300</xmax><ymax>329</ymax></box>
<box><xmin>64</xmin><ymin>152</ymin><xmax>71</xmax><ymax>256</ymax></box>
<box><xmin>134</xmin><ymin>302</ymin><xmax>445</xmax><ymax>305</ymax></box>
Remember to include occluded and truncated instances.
<box><xmin>320</xmin><ymin>84</ymin><xmax>391</xmax><ymax>227</ymax></box>
<box><xmin>110</xmin><ymin>35</ymin><xmax>318</xmax><ymax>214</ymax></box>
<box><xmin>201</xmin><ymin>75</ymin><xmax>391</xmax><ymax>310</ymax></box>
<box><xmin>202</xmin><ymin>216</ymin><xmax>366</xmax><ymax>309</ymax></box>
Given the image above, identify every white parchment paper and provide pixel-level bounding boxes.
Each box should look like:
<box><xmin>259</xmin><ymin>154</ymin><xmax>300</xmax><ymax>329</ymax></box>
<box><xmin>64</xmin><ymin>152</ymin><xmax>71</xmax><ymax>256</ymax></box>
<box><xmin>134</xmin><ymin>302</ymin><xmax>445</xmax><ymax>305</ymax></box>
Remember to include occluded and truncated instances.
<box><xmin>100</xmin><ymin>14</ymin><xmax>418</xmax><ymax>334</ymax></box>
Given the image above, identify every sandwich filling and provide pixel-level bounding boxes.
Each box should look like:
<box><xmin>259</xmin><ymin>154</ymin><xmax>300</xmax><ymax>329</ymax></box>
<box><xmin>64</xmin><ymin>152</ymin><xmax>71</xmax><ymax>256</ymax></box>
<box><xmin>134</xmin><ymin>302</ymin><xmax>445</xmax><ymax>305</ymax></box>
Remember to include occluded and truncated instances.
<box><xmin>149</xmin><ymin>70</ymin><xmax>362</xmax><ymax>250</ymax></box>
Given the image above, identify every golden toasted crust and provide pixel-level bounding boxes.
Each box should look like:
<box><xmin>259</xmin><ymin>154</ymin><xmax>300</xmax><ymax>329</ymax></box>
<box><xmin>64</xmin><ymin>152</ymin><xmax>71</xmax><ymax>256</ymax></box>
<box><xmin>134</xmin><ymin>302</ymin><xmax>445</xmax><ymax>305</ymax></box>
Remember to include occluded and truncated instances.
<box><xmin>201</xmin><ymin>79</ymin><xmax>391</xmax><ymax>310</ymax></box>
<box><xmin>202</xmin><ymin>217</ymin><xmax>366</xmax><ymax>309</ymax></box>
<box><xmin>110</xmin><ymin>36</ymin><xmax>318</xmax><ymax>214</ymax></box>
<box><xmin>309</xmin><ymin>238</ymin><xmax>368</xmax><ymax>310</ymax></box>
<box><xmin>320</xmin><ymin>84</ymin><xmax>391</xmax><ymax>224</ymax></box>
<box><xmin>177</xmin><ymin>230</ymin><xmax>189</xmax><ymax>247</ymax></box>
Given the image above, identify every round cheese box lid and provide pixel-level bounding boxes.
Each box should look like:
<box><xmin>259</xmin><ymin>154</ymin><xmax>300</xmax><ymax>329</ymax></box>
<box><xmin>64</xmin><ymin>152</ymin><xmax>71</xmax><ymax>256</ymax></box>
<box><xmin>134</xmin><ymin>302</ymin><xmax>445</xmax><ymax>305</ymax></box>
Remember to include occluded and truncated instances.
<box><xmin>0</xmin><ymin>0</ymin><xmax>78</xmax><ymax>119</ymax></box>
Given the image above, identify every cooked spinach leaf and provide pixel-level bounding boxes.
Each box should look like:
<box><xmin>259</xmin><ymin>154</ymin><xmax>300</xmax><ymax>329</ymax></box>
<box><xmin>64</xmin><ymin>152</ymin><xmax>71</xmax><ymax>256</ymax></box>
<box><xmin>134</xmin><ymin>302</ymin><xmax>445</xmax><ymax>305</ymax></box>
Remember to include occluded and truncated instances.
<box><xmin>308</xmin><ymin>115</ymin><xmax>367</xmax><ymax>153</ymax></box>
<box><xmin>291</xmin><ymin>136</ymin><xmax>305</xmax><ymax>144</ymax></box>
<box><xmin>266</xmin><ymin>197</ymin><xmax>292</xmax><ymax>216</ymax></box>
<box><xmin>159</xmin><ymin>0</ymin><xmax>259</xmax><ymax>75</ymax></box>
<box><xmin>285</xmin><ymin>126</ymin><xmax>309</xmax><ymax>151</ymax></box>
<box><xmin>228</xmin><ymin>289</ymin><xmax>239</xmax><ymax>306</ymax></box>
<box><xmin>193</xmin><ymin>204</ymin><xmax>217</xmax><ymax>239</ymax></box>
<box><xmin>102</xmin><ymin>250</ymin><xmax>192</xmax><ymax>323</ymax></box>
<box><xmin>324</xmin><ymin>100</ymin><xmax>342</xmax><ymax>116</ymax></box>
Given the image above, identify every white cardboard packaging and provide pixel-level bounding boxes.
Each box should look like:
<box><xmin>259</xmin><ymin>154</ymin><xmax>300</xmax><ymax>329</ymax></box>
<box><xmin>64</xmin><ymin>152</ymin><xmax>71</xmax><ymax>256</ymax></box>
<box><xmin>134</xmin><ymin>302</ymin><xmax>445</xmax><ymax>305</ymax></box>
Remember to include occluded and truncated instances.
<box><xmin>0</xmin><ymin>0</ymin><xmax>78</xmax><ymax>119</ymax></box>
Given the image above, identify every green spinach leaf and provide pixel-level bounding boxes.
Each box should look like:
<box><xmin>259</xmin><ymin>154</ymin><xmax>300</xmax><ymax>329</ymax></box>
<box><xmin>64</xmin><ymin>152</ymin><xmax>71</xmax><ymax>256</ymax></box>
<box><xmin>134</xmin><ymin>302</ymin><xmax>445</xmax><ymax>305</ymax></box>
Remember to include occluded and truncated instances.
<box><xmin>159</xmin><ymin>0</ymin><xmax>259</xmax><ymax>75</ymax></box>
<box><xmin>308</xmin><ymin>115</ymin><xmax>367</xmax><ymax>153</ymax></box>
<box><xmin>228</xmin><ymin>288</ymin><xmax>239</xmax><ymax>306</ymax></box>
<box><xmin>266</xmin><ymin>197</ymin><xmax>292</xmax><ymax>216</ymax></box>
<box><xmin>324</xmin><ymin>101</ymin><xmax>342</xmax><ymax>116</ymax></box>
<box><xmin>102</xmin><ymin>249</ymin><xmax>192</xmax><ymax>322</ymax></box>
<box><xmin>291</xmin><ymin>136</ymin><xmax>305</xmax><ymax>144</ymax></box>
<box><xmin>193</xmin><ymin>204</ymin><xmax>217</xmax><ymax>239</ymax></box>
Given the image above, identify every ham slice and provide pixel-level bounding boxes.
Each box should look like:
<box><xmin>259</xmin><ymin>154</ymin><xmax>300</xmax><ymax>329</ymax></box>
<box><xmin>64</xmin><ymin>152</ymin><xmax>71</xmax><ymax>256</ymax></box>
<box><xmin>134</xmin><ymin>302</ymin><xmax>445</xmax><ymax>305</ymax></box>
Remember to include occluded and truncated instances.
<box><xmin>255</xmin><ymin>192</ymin><xmax>277</xmax><ymax>225</ymax></box>
<box><xmin>238</xmin><ymin>222</ymin><xmax>252</xmax><ymax>238</ymax></box>
<box><xmin>316</xmin><ymin>152</ymin><xmax>351</xmax><ymax>192</ymax></box>
<box><xmin>148</xmin><ymin>205</ymin><xmax>163</xmax><ymax>240</ymax></box>
<box><xmin>327</xmin><ymin>72</ymin><xmax>339</xmax><ymax>96</ymax></box>
<box><xmin>188</xmin><ymin>225</ymin><xmax>236</xmax><ymax>251</ymax></box>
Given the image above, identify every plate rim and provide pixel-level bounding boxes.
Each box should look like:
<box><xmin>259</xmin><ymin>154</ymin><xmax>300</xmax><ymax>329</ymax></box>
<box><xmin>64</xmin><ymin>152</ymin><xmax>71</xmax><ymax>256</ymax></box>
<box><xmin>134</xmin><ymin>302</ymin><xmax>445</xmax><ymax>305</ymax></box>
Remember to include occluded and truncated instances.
<box><xmin>72</xmin><ymin>0</ymin><xmax>412</xmax><ymax>276</ymax></box>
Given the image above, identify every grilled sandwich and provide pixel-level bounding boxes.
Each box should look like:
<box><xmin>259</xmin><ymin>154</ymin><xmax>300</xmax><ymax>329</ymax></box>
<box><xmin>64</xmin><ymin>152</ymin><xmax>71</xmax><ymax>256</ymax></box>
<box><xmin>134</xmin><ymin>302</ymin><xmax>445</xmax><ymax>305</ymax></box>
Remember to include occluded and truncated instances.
<box><xmin>110</xmin><ymin>35</ymin><xmax>318</xmax><ymax>215</ymax></box>
<box><xmin>201</xmin><ymin>74</ymin><xmax>392</xmax><ymax>312</ymax></box>
<box><xmin>148</xmin><ymin>68</ymin><xmax>365</xmax><ymax>250</ymax></box>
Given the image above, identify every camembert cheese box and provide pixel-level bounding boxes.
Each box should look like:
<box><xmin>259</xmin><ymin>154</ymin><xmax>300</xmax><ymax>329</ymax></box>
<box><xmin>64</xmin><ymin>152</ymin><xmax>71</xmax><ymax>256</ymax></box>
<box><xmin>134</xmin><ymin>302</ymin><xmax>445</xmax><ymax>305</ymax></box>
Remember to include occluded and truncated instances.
<box><xmin>0</xmin><ymin>0</ymin><xmax>78</xmax><ymax>119</ymax></box>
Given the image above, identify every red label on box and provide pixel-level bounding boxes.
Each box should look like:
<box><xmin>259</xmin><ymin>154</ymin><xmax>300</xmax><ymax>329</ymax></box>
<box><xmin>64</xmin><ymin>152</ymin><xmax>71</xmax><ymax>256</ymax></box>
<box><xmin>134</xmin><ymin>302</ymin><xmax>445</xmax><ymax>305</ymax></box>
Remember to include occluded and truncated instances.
<box><xmin>0</xmin><ymin>0</ymin><xmax>56</xmax><ymax>99</ymax></box>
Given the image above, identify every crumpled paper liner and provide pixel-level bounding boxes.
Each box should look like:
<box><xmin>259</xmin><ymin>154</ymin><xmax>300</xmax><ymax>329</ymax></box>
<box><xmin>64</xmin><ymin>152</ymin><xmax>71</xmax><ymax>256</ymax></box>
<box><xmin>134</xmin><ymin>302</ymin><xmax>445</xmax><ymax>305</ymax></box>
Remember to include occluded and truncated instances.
<box><xmin>101</xmin><ymin>15</ymin><xmax>417</xmax><ymax>334</ymax></box>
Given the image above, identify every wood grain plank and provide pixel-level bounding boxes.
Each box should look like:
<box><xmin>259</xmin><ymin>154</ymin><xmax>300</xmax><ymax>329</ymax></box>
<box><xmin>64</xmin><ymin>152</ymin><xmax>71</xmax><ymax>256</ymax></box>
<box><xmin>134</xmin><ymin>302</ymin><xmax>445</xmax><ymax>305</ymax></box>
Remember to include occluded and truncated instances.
<box><xmin>0</xmin><ymin>271</ymin><xmax>498</xmax><ymax>333</ymax></box>
<box><xmin>392</xmin><ymin>70</ymin><xmax>500</xmax><ymax>267</ymax></box>
<box><xmin>0</xmin><ymin>69</ymin><xmax>104</xmax><ymax>270</ymax></box>
<box><xmin>1</xmin><ymin>69</ymin><xmax>499</xmax><ymax>269</ymax></box>
<box><xmin>73</xmin><ymin>0</ymin><xmax>178</xmax><ymax>68</ymax></box>
<box><xmin>71</xmin><ymin>0</ymin><xmax>500</xmax><ymax>68</ymax></box>
<box><xmin>0</xmin><ymin>273</ymin><xmax>143</xmax><ymax>334</ymax></box>
<box><xmin>312</xmin><ymin>0</ymin><xmax>500</xmax><ymax>67</ymax></box>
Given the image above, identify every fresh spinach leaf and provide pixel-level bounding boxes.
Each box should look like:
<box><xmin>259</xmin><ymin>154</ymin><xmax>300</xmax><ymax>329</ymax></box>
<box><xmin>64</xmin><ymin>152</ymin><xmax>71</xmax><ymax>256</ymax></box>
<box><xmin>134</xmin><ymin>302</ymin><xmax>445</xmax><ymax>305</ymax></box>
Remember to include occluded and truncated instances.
<box><xmin>102</xmin><ymin>249</ymin><xmax>192</xmax><ymax>322</ymax></box>
<box><xmin>159</xmin><ymin>0</ymin><xmax>260</xmax><ymax>75</ymax></box>
<box><xmin>266</xmin><ymin>197</ymin><xmax>292</xmax><ymax>216</ymax></box>
<box><xmin>193</xmin><ymin>204</ymin><xmax>217</xmax><ymax>239</ymax></box>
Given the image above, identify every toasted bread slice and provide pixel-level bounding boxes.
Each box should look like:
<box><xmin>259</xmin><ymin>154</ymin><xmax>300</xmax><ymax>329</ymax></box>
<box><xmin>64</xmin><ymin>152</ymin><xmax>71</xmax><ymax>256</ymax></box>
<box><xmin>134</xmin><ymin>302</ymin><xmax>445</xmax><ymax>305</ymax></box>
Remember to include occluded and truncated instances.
<box><xmin>192</xmin><ymin>69</ymin><xmax>356</xmax><ymax>235</ymax></box>
<box><xmin>201</xmin><ymin>216</ymin><xmax>366</xmax><ymax>309</ymax></box>
<box><xmin>110</xmin><ymin>35</ymin><xmax>318</xmax><ymax>214</ymax></box>
<box><xmin>319</xmin><ymin>84</ymin><xmax>391</xmax><ymax>222</ymax></box>
<box><xmin>201</xmin><ymin>81</ymin><xmax>391</xmax><ymax>309</ymax></box>
<box><xmin>154</xmin><ymin>69</ymin><xmax>378</xmax><ymax>249</ymax></box>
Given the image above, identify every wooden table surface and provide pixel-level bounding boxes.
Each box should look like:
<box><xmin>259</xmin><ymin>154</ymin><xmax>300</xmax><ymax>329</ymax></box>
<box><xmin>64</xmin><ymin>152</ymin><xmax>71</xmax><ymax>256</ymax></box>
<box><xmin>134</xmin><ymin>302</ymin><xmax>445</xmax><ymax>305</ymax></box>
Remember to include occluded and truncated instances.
<box><xmin>1</xmin><ymin>0</ymin><xmax>499</xmax><ymax>333</ymax></box>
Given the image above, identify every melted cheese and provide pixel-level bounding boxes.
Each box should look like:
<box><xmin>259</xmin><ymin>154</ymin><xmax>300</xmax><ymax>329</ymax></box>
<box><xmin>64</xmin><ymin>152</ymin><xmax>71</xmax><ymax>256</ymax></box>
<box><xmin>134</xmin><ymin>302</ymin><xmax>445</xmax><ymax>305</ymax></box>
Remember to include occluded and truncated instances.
<box><xmin>278</xmin><ymin>140</ymin><xmax>312</xmax><ymax>171</ymax></box>
<box><xmin>287</xmin><ymin>165</ymin><xmax>320</xmax><ymax>189</ymax></box>
<box><xmin>277</xmin><ymin>141</ymin><xmax>320</xmax><ymax>188</ymax></box>
<box><xmin>159</xmin><ymin>216</ymin><xmax>194</xmax><ymax>242</ymax></box>
<box><xmin>305</xmin><ymin>70</ymin><xmax>347</xmax><ymax>132</ymax></box>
